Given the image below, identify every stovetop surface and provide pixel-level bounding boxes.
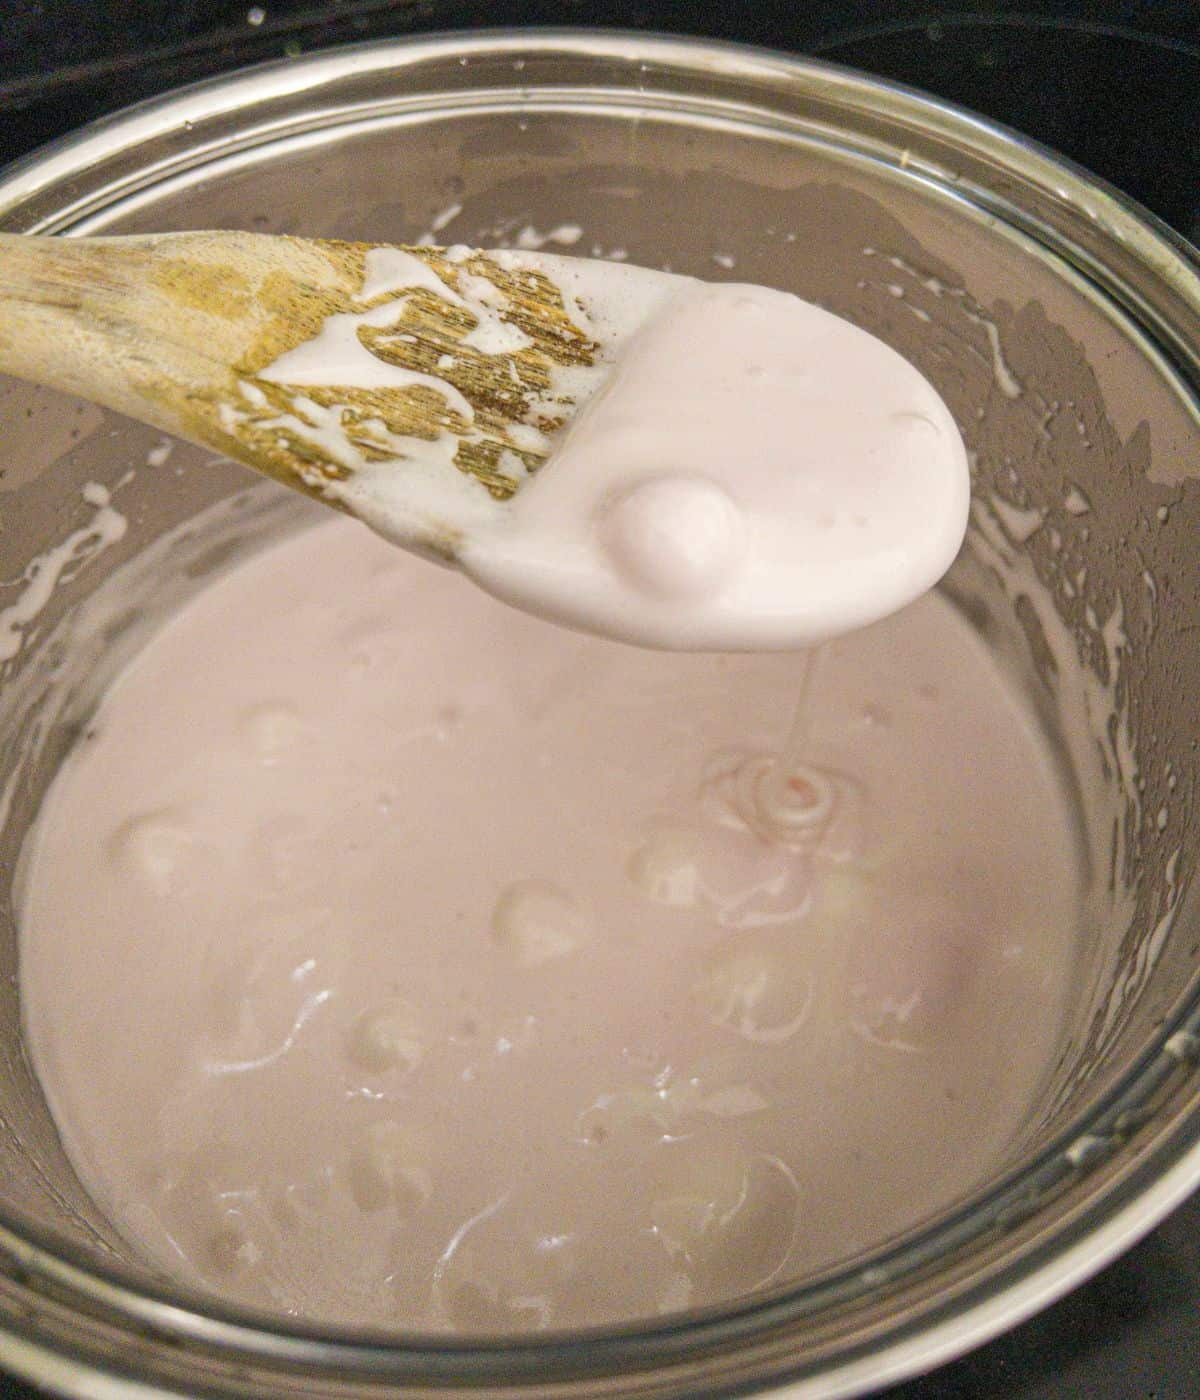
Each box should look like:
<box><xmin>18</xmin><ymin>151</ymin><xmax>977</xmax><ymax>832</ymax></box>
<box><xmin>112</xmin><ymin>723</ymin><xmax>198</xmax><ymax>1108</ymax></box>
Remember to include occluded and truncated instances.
<box><xmin>1</xmin><ymin>3</ymin><xmax>1199</xmax><ymax>1396</ymax></box>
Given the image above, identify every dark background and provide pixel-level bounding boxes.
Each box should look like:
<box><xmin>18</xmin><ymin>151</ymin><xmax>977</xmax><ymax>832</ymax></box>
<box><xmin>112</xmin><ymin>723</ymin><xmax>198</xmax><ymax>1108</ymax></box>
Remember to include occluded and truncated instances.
<box><xmin>2</xmin><ymin>2</ymin><xmax>1200</xmax><ymax>1396</ymax></box>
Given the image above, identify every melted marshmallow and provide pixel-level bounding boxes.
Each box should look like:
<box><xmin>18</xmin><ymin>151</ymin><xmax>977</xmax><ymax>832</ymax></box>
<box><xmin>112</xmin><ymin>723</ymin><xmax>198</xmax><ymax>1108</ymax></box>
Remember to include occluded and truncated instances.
<box><xmin>20</xmin><ymin>517</ymin><xmax>1081</xmax><ymax>1332</ymax></box>
<box><xmin>460</xmin><ymin>276</ymin><xmax>971</xmax><ymax>650</ymax></box>
<box><xmin>252</xmin><ymin>251</ymin><xmax>969</xmax><ymax>651</ymax></box>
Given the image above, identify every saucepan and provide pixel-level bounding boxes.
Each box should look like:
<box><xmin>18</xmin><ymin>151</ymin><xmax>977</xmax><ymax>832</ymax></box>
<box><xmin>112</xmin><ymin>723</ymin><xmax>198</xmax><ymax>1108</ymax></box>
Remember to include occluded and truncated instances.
<box><xmin>0</xmin><ymin>31</ymin><xmax>1198</xmax><ymax>1399</ymax></box>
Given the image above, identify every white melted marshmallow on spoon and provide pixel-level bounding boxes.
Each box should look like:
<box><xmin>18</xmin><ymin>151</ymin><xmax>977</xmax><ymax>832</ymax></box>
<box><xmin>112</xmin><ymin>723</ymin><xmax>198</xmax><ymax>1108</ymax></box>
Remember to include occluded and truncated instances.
<box><xmin>456</xmin><ymin>265</ymin><xmax>970</xmax><ymax>651</ymax></box>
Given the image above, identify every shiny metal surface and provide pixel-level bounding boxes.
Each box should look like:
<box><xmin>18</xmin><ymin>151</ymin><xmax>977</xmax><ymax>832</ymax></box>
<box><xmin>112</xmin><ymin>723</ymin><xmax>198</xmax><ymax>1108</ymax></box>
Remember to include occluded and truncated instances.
<box><xmin>1</xmin><ymin>30</ymin><xmax>1199</xmax><ymax>1399</ymax></box>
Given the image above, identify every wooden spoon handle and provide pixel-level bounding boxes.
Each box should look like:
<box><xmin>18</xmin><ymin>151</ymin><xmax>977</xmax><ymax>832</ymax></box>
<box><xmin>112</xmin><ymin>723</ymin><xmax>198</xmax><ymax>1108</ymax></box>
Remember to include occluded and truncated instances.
<box><xmin>0</xmin><ymin>230</ymin><xmax>358</xmax><ymax>460</ymax></box>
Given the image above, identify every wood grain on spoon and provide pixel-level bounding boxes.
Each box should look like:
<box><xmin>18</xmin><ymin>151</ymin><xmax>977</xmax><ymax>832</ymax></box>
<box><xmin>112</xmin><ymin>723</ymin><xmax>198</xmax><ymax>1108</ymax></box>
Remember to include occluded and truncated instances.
<box><xmin>0</xmin><ymin>231</ymin><xmax>612</xmax><ymax>557</ymax></box>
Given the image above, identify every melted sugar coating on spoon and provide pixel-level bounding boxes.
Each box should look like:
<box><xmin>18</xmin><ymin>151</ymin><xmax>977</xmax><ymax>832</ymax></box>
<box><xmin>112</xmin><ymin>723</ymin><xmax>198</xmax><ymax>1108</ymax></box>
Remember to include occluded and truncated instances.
<box><xmin>460</xmin><ymin>277</ymin><xmax>970</xmax><ymax>650</ymax></box>
<box><xmin>252</xmin><ymin>250</ymin><xmax>969</xmax><ymax>651</ymax></box>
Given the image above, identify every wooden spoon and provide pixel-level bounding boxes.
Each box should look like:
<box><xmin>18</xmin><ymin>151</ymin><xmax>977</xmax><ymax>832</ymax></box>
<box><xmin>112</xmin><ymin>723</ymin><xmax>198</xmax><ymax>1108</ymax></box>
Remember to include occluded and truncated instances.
<box><xmin>0</xmin><ymin>230</ymin><xmax>679</xmax><ymax>560</ymax></box>
<box><xmin>0</xmin><ymin>231</ymin><xmax>972</xmax><ymax>653</ymax></box>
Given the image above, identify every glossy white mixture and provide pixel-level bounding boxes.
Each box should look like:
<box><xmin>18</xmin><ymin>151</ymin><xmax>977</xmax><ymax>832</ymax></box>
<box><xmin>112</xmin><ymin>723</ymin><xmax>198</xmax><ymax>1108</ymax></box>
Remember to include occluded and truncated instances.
<box><xmin>463</xmin><ymin>276</ymin><xmax>971</xmax><ymax>650</ymax></box>
<box><xmin>251</xmin><ymin>251</ymin><xmax>970</xmax><ymax>650</ymax></box>
<box><xmin>20</xmin><ymin>518</ymin><xmax>1081</xmax><ymax>1331</ymax></box>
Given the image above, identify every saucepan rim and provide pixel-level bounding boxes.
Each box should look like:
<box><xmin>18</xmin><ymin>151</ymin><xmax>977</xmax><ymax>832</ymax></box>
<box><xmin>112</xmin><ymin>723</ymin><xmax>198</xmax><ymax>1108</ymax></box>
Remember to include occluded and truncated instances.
<box><xmin>1</xmin><ymin>28</ymin><xmax>1199</xmax><ymax>1399</ymax></box>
